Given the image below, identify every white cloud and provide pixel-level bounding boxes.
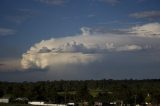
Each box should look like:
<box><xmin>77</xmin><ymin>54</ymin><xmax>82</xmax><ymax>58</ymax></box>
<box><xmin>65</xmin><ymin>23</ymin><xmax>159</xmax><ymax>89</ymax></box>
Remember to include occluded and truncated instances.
<box><xmin>129</xmin><ymin>22</ymin><xmax>160</xmax><ymax>38</ymax></box>
<box><xmin>106</xmin><ymin>43</ymin><xmax>114</xmax><ymax>49</ymax></box>
<box><xmin>21</xmin><ymin>36</ymin><xmax>104</xmax><ymax>69</ymax></box>
<box><xmin>116</xmin><ymin>45</ymin><xmax>142</xmax><ymax>52</ymax></box>
<box><xmin>0</xmin><ymin>28</ymin><xmax>15</xmax><ymax>36</ymax></box>
<box><xmin>21</xmin><ymin>52</ymin><xmax>101</xmax><ymax>69</ymax></box>
<box><xmin>130</xmin><ymin>10</ymin><xmax>160</xmax><ymax>20</ymax></box>
<box><xmin>21</xmin><ymin>27</ymin><xmax>146</xmax><ymax>70</ymax></box>
<box><xmin>80</xmin><ymin>27</ymin><xmax>91</xmax><ymax>36</ymax></box>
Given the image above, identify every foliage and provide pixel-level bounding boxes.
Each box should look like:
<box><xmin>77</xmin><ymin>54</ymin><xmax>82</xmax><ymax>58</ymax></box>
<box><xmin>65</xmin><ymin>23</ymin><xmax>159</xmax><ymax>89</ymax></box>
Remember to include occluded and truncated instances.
<box><xmin>0</xmin><ymin>79</ymin><xmax>160</xmax><ymax>105</ymax></box>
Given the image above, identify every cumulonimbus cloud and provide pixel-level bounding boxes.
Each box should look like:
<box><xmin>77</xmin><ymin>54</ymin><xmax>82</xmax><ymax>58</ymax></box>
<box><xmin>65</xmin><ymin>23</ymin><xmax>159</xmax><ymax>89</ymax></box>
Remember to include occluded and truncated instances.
<box><xmin>21</xmin><ymin>27</ymin><xmax>148</xmax><ymax>70</ymax></box>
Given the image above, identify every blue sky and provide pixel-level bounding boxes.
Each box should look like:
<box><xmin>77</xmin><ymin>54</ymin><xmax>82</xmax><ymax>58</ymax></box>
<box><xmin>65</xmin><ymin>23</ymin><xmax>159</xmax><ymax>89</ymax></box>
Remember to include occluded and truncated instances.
<box><xmin>0</xmin><ymin>0</ymin><xmax>160</xmax><ymax>81</ymax></box>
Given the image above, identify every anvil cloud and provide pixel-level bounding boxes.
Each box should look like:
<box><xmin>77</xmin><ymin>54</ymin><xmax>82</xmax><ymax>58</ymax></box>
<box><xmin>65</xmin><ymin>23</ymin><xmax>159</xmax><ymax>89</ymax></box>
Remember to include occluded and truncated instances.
<box><xmin>21</xmin><ymin>23</ymin><xmax>160</xmax><ymax>71</ymax></box>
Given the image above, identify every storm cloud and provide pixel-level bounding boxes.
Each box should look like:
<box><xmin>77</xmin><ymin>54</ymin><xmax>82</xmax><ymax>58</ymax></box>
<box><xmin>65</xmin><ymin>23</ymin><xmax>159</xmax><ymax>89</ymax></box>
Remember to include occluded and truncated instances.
<box><xmin>21</xmin><ymin>24</ymin><xmax>160</xmax><ymax>72</ymax></box>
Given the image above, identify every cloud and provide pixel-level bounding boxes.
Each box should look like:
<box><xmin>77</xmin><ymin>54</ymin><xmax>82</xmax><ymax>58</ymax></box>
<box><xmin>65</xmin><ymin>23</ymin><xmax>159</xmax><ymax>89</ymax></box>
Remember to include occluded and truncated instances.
<box><xmin>21</xmin><ymin>37</ymin><xmax>103</xmax><ymax>69</ymax></box>
<box><xmin>80</xmin><ymin>27</ymin><xmax>91</xmax><ymax>36</ymax></box>
<box><xmin>129</xmin><ymin>22</ymin><xmax>160</xmax><ymax>38</ymax></box>
<box><xmin>0</xmin><ymin>28</ymin><xmax>15</xmax><ymax>36</ymax></box>
<box><xmin>116</xmin><ymin>45</ymin><xmax>142</xmax><ymax>51</ymax></box>
<box><xmin>99</xmin><ymin>0</ymin><xmax>120</xmax><ymax>5</ymax></box>
<box><xmin>5</xmin><ymin>9</ymin><xmax>37</xmax><ymax>24</ymax></box>
<box><xmin>21</xmin><ymin>27</ymin><xmax>147</xmax><ymax>70</ymax></box>
<box><xmin>130</xmin><ymin>10</ymin><xmax>160</xmax><ymax>20</ymax></box>
<box><xmin>0</xmin><ymin>58</ymin><xmax>22</xmax><ymax>72</ymax></box>
<box><xmin>36</xmin><ymin>0</ymin><xmax>67</xmax><ymax>5</ymax></box>
<box><xmin>39</xmin><ymin>47</ymin><xmax>52</xmax><ymax>53</ymax></box>
<box><xmin>87</xmin><ymin>14</ymin><xmax>96</xmax><ymax>18</ymax></box>
<box><xmin>0</xmin><ymin>64</ymin><xmax>5</xmax><ymax>66</ymax></box>
<box><xmin>105</xmin><ymin>43</ymin><xmax>143</xmax><ymax>51</ymax></box>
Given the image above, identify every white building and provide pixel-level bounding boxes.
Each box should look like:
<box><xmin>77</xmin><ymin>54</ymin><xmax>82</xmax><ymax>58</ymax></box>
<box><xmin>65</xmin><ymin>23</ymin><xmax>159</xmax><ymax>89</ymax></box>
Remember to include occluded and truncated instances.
<box><xmin>67</xmin><ymin>102</ymin><xmax>75</xmax><ymax>106</ymax></box>
<box><xmin>28</xmin><ymin>101</ymin><xmax>45</xmax><ymax>105</ymax></box>
<box><xmin>28</xmin><ymin>101</ymin><xmax>67</xmax><ymax>106</ymax></box>
<box><xmin>0</xmin><ymin>98</ymin><xmax>9</xmax><ymax>103</ymax></box>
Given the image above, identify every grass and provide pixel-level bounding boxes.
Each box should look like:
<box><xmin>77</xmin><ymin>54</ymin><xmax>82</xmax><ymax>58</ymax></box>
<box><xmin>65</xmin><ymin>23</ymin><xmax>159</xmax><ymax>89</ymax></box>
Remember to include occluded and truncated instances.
<box><xmin>90</xmin><ymin>89</ymin><xmax>100</xmax><ymax>97</ymax></box>
<box><xmin>58</xmin><ymin>89</ymin><xmax>104</xmax><ymax>97</ymax></box>
<box><xmin>90</xmin><ymin>89</ymin><xmax>109</xmax><ymax>97</ymax></box>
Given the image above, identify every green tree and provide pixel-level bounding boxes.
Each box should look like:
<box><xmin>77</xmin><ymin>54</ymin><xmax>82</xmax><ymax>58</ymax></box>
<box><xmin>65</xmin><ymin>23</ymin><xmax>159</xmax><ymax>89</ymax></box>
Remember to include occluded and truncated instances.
<box><xmin>77</xmin><ymin>84</ymin><xmax>90</xmax><ymax>102</ymax></box>
<box><xmin>145</xmin><ymin>93</ymin><xmax>152</xmax><ymax>104</ymax></box>
<box><xmin>0</xmin><ymin>88</ymin><xmax>4</xmax><ymax>97</ymax></box>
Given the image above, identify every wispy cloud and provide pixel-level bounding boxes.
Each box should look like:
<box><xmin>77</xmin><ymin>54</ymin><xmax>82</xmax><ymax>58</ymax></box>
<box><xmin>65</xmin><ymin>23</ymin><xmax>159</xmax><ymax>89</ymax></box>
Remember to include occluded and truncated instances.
<box><xmin>36</xmin><ymin>0</ymin><xmax>68</xmax><ymax>5</ymax></box>
<box><xmin>5</xmin><ymin>9</ymin><xmax>37</xmax><ymax>24</ymax></box>
<box><xmin>0</xmin><ymin>58</ymin><xmax>22</xmax><ymax>72</ymax></box>
<box><xmin>98</xmin><ymin>0</ymin><xmax>120</xmax><ymax>5</ymax></box>
<box><xmin>0</xmin><ymin>64</ymin><xmax>5</xmax><ymax>66</ymax></box>
<box><xmin>116</xmin><ymin>45</ymin><xmax>142</xmax><ymax>52</ymax></box>
<box><xmin>0</xmin><ymin>28</ymin><xmax>15</xmax><ymax>36</ymax></box>
<box><xmin>87</xmin><ymin>14</ymin><xmax>96</xmax><ymax>18</ymax></box>
<box><xmin>130</xmin><ymin>10</ymin><xmax>160</xmax><ymax>20</ymax></box>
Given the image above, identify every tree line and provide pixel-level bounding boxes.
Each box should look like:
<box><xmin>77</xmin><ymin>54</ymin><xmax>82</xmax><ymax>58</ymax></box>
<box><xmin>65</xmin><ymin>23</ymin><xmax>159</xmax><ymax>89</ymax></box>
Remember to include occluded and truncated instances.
<box><xmin>0</xmin><ymin>79</ymin><xmax>160</xmax><ymax>105</ymax></box>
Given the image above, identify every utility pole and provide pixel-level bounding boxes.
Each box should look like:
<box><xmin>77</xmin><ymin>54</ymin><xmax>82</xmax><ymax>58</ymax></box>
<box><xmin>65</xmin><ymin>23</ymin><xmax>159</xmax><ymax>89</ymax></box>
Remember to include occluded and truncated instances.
<box><xmin>134</xmin><ymin>95</ymin><xmax>137</xmax><ymax>106</ymax></box>
<box><xmin>65</xmin><ymin>83</ymin><xmax>67</xmax><ymax>104</ymax></box>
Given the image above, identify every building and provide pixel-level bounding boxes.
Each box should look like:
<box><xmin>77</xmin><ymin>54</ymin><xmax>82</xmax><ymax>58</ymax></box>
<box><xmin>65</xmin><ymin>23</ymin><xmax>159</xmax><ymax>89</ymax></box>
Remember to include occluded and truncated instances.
<box><xmin>94</xmin><ymin>101</ymin><xmax>115</xmax><ymax>106</ymax></box>
<box><xmin>67</xmin><ymin>102</ymin><xmax>75</xmax><ymax>106</ymax></box>
<box><xmin>28</xmin><ymin>101</ymin><xmax>67</xmax><ymax>106</ymax></box>
<box><xmin>94</xmin><ymin>102</ymin><xmax>103</xmax><ymax>106</ymax></box>
<box><xmin>28</xmin><ymin>101</ymin><xmax>45</xmax><ymax>105</ymax></box>
<box><xmin>0</xmin><ymin>98</ymin><xmax>9</xmax><ymax>103</ymax></box>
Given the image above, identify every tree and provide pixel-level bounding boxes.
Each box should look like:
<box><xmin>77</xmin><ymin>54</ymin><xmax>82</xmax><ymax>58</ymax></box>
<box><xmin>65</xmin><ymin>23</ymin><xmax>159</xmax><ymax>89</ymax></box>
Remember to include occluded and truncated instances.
<box><xmin>145</xmin><ymin>93</ymin><xmax>152</xmax><ymax>104</ymax></box>
<box><xmin>0</xmin><ymin>88</ymin><xmax>4</xmax><ymax>97</ymax></box>
<box><xmin>77</xmin><ymin>84</ymin><xmax>90</xmax><ymax>102</ymax></box>
<box><xmin>46</xmin><ymin>86</ymin><xmax>59</xmax><ymax>103</ymax></box>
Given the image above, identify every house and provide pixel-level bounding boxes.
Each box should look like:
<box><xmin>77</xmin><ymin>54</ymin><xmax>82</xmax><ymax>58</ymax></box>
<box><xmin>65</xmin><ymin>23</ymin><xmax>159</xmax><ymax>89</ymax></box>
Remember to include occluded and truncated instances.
<box><xmin>0</xmin><ymin>98</ymin><xmax>9</xmax><ymax>103</ymax></box>
<box><xmin>28</xmin><ymin>101</ymin><xmax>45</xmax><ymax>105</ymax></box>
<box><xmin>94</xmin><ymin>102</ymin><xmax>102</xmax><ymax>106</ymax></box>
<box><xmin>28</xmin><ymin>101</ymin><xmax>67</xmax><ymax>106</ymax></box>
<box><xmin>67</xmin><ymin>102</ymin><xmax>75</xmax><ymax>106</ymax></box>
<box><xmin>109</xmin><ymin>102</ymin><xmax>116</xmax><ymax>105</ymax></box>
<box><xmin>94</xmin><ymin>101</ymin><xmax>114</xmax><ymax>106</ymax></box>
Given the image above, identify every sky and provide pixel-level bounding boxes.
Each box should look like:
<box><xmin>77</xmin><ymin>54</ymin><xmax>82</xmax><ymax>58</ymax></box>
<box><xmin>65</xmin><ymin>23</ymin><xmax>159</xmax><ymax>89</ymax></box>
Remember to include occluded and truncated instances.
<box><xmin>0</xmin><ymin>0</ymin><xmax>160</xmax><ymax>81</ymax></box>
